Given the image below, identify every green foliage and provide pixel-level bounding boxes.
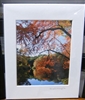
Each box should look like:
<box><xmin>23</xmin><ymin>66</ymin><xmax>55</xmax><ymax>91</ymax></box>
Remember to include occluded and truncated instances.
<box><xmin>17</xmin><ymin>55</ymin><xmax>33</xmax><ymax>85</ymax></box>
<box><xmin>61</xmin><ymin>78</ymin><xmax>68</xmax><ymax>84</ymax></box>
<box><xmin>17</xmin><ymin>65</ymin><xmax>30</xmax><ymax>85</ymax></box>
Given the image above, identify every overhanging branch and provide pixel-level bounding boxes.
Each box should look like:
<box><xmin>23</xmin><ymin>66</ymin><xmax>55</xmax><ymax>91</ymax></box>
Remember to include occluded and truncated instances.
<box><xmin>35</xmin><ymin>27</ymin><xmax>71</xmax><ymax>38</ymax></box>
<box><xmin>39</xmin><ymin>49</ymin><xmax>69</xmax><ymax>60</ymax></box>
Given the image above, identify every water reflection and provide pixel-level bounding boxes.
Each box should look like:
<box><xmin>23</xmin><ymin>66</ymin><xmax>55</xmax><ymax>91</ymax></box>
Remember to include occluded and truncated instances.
<box><xmin>27</xmin><ymin>78</ymin><xmax>63</xmax><ymax>85</ymax></box>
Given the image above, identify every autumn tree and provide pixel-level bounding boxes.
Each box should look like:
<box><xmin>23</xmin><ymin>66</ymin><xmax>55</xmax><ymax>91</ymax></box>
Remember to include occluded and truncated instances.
<box><xmin>33</xmin><ymin>54</ymin><xmax>69</xmax><ymax>81</ymax></box>
<box><xmin>16</xmin><ymin>20</ymin><xmax>71</xmax><ymax>56</ymax></box>
<box><xmin>16</xmin><ymin>20</ymin><xmax>72</xmax><ymax>84</ymax></box>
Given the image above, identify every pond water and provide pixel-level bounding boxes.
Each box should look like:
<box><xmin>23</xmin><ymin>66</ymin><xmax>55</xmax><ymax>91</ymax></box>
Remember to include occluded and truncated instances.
<box><xmin>27</xmin><ymin>78</ymin><xmax>63</xmax><ymax>85</ymax></box>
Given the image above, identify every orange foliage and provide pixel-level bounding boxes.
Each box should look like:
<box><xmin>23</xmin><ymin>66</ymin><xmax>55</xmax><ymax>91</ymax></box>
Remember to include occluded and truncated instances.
<box><xmin>58</xmin><ymin>20</ymin><xmax>72</xmax><ymax>27</ymax></box>
<box><xmin>63</xmin><ymin>60</ymin><xmax>69</xmax><ymax>69</ymax></box>
<box><xmin>62</xmin><ymin>41</ymin><xmax>71</xmax><ymax>58</ymax></box>
<box><xmin>33</xmin><ymin>55</ymin><xmax>57</xmax><ymax>80</ymax></box>
<box><xmin>17</xmin><ymin>20</ymin><xmax>72</xmax><ymax>63</ymax></box>
<box><xmin>33</xmin><ymin>54</ymin><xmax>69</xmax><ymax>79</ymax></box>
<box><xmin>33</xmin><ymin>54</ymin><xmax>70</xmax><ymax>80</ymax></box>
<box><xmin>54</xmin><ymin>30</ymin><xmax>63</xmax><ymax>36</ymax></box>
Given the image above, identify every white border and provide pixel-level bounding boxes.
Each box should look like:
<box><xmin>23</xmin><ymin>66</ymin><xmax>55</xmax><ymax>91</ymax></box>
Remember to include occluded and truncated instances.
<box><xmin>4</xmin><ymin>4</ymin><xmax>84</xmax><ymax>99</ymax></box>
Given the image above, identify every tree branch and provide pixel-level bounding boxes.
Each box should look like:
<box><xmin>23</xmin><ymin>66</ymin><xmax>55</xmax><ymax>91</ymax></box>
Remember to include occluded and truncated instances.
<box><xmin>55</xmin><ymin>37</ymin><xmax>70</xmax><ymax>56</ymax></box>
<box><xmin>39</xmin><ymin>49</ymin><xmax>69</xmax><ymax>60</ymax></box>
<box><xmin>50</xmin><ymin>49</ymin><xmax>69</xmax><ymax>60</ymax></box>
<box><xmin>35</xmin><ymin>27</ymin><xmax>71</xmax><ymax>38</ymax></box>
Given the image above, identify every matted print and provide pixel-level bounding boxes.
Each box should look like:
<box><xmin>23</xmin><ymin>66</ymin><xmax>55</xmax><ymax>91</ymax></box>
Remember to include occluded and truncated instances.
<box><xmin>4</xmin><ymin>4</ymin><xmax>84</xmax><ymax>99</ymax></box>
<box><xmin>16</xmin><ymin>20</ymin><xmax>72</xmax><ymax>85</ymax></box>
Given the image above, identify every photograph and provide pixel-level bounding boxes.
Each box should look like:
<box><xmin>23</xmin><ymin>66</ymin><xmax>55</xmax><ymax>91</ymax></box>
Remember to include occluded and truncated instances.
<box><xmin>4</xmin><ymin>4</ymin><xmax>84</xmax><ymax>98</ymax></box>
<box><xmin>16</xmin><ymin>20</ymin><xmax>72</xmax><ymax>85</ymax></box>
